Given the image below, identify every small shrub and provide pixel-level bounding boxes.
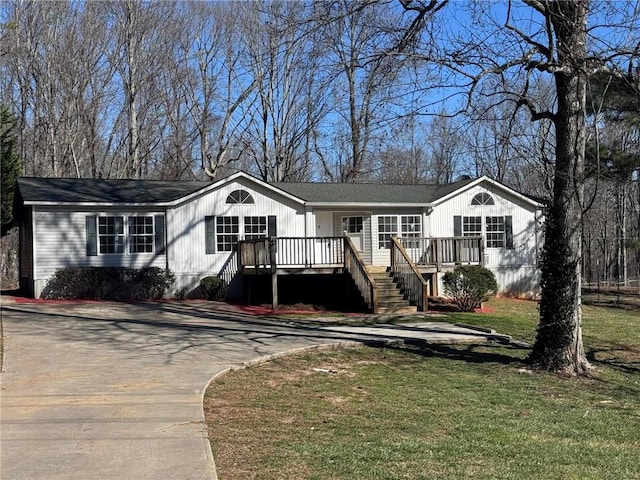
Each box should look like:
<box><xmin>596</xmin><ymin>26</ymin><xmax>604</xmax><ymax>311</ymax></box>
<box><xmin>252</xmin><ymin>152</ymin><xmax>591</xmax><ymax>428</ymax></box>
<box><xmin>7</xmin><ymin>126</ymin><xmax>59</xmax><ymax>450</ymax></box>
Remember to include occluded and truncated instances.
<box><xmin>200</xmin><ymin>276</ymin><xmax>227</xmax><ymax>301</ymax></box>
<box><xmin>442</xmin><ymin>265</ymin><xmax>498</xmax><ymax>312</ymax></box>
<box><xmin>42</xmin><ymin>267</ymin><xmax>175</xmax><ymax>300</ymax></box>
<box><xmin>175</xmin><ymin>287</ymin><xmax>189</xmax><ymax>300</ymax></box>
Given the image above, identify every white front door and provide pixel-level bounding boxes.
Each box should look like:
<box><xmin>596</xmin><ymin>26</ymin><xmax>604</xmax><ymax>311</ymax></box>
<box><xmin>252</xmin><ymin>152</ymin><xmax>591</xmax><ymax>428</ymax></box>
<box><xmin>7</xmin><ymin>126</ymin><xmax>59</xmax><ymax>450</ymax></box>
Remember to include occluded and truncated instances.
<box><xmin>342</xmin><ymin>215</ymin><xmax>364</xmax><ymax>251</ymax></box>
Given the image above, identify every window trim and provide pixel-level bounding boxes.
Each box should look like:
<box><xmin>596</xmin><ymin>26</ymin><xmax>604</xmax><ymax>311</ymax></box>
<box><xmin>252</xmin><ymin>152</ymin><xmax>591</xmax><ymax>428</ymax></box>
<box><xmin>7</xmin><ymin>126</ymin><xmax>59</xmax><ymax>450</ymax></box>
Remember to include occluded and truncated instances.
<box><xmin>471</xmin><ymin>192</ymin><xmax>495</xmax><ymax>205</ymax></box>
<box><xmin>401</xmin><ymin>215</ymin><xmax>421</xmax><ymax>237</ymax></box>
<box><xmin>208</xmin><ymin>215</ymin><xmax>276</xmax><ymax>254</ymax></box>
<box><xmin>453</xmin><ymin>215</ymin><xmax>514</xmax><ymax>249</ymax></box>
<box><xmin>98</xmin><ymin>215</ymin><xmax>125</xmax><ymax>254</ymax></box>
<box><xmin>226</xmin><ymin>189</ymin><xmax>255</xmax><ymax>204</ymax></box>
<box><xmin>216</xmin><ymin>216</ymin><xmax>240</xmax><ymax>252</ymax></box>
<box><xmin>342</xmin><ymin>215</ymin><xmax>364</xmax><ymax>234</ymax></box>
<box><xmin>86</xmin><ymin>214</ymin><xmax>165</xmax><ymax>256</ymax></box>
<box><xmin>376</xmin><ymin>214</ymin><xmax>422</xmax><ymax>250</ymax></box>
<box><xmin>244</xmin><ymin>216</ymin><xmax>267</xmax><ymax>240</ymax></box>
<box><xmin>400</xmin><ymin>215</ymin><xmax>421</xmax><ymax>249</ymax></box>
<box><xmin>377</xmin><ymin>216</ymin><xmax>398</xmax><ymax>249</ymax></box>
<box><xmin>485</xmin><ymin>215</ymin><xmax>505</xmax><ymax>248</ymax></box>
<box><xmin>462</xmin><ymin>216</ymin><xmax>482</xmax><ymax>237</ymax></box>
<box><xmin>128</xmin><ymin>215</ymin><xmax>155</xmax><ymax>254</ymax></box>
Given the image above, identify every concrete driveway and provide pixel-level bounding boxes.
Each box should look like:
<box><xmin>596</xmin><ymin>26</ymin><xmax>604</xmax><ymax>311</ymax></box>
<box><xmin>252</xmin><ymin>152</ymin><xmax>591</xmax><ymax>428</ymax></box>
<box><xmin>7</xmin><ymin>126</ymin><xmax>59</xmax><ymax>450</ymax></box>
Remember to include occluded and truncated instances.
<box><xmin>0</xmin><ymin>300</ymin><xmax>500</xmax><ymax>480</ymax></box>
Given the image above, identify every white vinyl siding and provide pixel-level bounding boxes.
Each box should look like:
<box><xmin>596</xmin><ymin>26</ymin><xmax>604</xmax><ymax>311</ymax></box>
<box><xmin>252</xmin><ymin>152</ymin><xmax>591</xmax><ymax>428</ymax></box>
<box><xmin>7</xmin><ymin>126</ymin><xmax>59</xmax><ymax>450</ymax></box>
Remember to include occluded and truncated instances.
<box><xmin>169</xmin><ymin>179</ymin><xmax>304</xmax><ymax>288</ymax></box>
<box><xmin>18</xmin><ymin>207</ymin><xmax>34</xmax><ymax>296</ymax></box>
<box><xmin>429</xmin><ymin>183</ymin><xmax>543</xmax><ymax>296</ymax></box>
<box><xmin>31</xmin><ymin>208</ymin><xmax>167</xmax><ymax>295</ymax></box>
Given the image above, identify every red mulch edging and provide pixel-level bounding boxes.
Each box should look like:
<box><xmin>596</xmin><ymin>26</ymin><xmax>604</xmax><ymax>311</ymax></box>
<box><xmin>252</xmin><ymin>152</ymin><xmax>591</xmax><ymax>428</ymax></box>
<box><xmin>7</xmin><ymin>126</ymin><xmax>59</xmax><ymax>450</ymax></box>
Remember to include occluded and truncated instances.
<box><xmin>11</xmin><ymin>296</ymin><xmax>104</xmax><ymax>304</ymax></box>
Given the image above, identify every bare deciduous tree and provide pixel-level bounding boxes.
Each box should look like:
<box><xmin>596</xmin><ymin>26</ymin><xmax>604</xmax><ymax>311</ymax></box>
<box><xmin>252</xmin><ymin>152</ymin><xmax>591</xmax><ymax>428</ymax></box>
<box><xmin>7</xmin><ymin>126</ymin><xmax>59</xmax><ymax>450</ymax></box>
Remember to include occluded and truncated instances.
<box><xmin>394</xmin><ymin>0</ymin><xmax>640</xmax><ymax>373</ymax></box>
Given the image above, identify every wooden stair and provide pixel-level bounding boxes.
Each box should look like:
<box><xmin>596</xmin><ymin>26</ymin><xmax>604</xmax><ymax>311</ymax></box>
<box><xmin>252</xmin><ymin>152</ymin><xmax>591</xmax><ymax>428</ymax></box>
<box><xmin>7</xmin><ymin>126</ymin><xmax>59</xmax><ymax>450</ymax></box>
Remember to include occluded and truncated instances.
<box><xmin>368</xmin><ymin>267</ymin><xmax>418</xmax><ymax>314</ymax></box>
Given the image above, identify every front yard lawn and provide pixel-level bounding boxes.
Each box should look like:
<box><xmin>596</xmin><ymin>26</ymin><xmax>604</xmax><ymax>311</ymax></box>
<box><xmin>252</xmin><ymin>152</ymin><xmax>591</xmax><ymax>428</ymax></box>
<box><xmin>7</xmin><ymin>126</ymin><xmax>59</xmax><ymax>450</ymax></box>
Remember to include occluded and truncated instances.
<box><xmin>204</xmin><ymin>298</ymin><xmax>640</xmax><ymax>480</ymax></box>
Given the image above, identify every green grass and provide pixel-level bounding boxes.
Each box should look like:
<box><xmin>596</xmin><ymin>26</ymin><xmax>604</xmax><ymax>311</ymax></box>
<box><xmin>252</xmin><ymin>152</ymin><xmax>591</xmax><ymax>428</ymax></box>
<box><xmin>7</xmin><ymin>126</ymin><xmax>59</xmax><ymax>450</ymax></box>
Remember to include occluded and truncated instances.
<box><xmin>204</xmin><ymin>299</ymin><xmax>640</xmax><ymax>480</ymax></box>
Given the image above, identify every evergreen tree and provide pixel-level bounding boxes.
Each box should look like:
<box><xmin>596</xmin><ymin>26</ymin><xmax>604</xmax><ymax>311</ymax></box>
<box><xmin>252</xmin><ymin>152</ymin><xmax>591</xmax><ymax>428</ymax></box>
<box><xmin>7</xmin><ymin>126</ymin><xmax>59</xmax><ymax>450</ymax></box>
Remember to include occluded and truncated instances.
<box><xmin>1</xmin><ymin>105</ymin><xmax>22</xmax><ymax>234</ymax></box>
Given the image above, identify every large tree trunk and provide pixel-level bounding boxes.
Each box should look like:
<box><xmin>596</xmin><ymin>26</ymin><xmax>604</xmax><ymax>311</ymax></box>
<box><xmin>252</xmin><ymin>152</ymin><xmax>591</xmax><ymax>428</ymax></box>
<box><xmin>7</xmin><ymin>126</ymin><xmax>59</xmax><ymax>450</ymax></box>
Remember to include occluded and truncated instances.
<box><xmin>529</xmin><ymin>0</ymin><xmax>590</xmax><ymax>374</ymax></box>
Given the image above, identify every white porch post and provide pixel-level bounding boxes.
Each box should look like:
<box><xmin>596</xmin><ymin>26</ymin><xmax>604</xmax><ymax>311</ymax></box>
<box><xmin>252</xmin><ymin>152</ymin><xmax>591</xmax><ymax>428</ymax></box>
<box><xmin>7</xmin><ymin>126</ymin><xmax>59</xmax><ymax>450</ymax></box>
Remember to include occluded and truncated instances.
<box><xmin>304</xmin><ymin>205</ymin><xmax>312</xmax><ymax>238</ymax></box>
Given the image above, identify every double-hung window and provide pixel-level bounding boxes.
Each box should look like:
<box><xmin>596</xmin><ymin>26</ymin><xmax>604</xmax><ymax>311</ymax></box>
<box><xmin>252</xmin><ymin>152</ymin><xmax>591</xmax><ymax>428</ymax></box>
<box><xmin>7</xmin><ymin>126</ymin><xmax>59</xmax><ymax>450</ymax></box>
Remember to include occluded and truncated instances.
<box><xmin>244</xmin><ymin>216</ymin><xmax>267</xmax><ymax>240</ymax></box>
<box><xmin>377</xmin><ymin>215</ymin><xmax>422</xmax><ymax>249</ymax></box>
<box><xmin>378</xmin><ymin>216</ymin><xmax>398</xmax><ymax>249</ymax></box>
<box><xmin>486</xmin><ymin>216</ymin><xmax>505</xmax><ymax>248</ymax></box>
<box><xmin>463</xmin><ymin>216</ymin><xmax>482</xmax><ymax>237</ymax></box>
<box><xmin>401</xmin><ymin>215</ymin><xmax>421</xmax><ymax>248</ymax></box>
<box><xmin>454</xmin><ymin>215</ymin><xmax>513</xmax><ymax>249</ymax></box>
<box><xmin>205</xmin><ymin>215</ymin><xmax>277</xmax><ymax>254</ymax></box>
<box><xmin>87</xmin><ymin>215</ymin><xmax>164</xmax><ymax>256</ymax></box>
<box><xmin>98</xmin><ymin>216</ymin><xmax>125</xmax><ymax>254</ymax></box>
<box><xmin>216</xmin><ymin>216</ymin><xmax>239</xmax><ymax>252</ymax></box>
<box><xmin>129</xmin><ymin>216</ymin><xmax>154</xmax><ymax>253</ymax></box>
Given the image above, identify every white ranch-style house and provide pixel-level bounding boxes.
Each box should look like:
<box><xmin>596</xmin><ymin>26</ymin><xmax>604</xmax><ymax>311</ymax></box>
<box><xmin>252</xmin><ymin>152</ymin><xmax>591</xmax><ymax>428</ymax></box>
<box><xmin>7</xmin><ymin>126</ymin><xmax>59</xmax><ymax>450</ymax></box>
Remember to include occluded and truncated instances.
<box><xmin>15</xmin><ymin>172</ymin><xmax>544</xmax><ymax>312</ymax></box>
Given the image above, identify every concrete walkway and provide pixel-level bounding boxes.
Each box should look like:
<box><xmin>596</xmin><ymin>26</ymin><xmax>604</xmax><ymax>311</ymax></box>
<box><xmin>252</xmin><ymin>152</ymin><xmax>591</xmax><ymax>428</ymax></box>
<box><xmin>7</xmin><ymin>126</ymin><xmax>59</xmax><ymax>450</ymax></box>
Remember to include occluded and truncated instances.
<box><xmin>0</xmin><ymin>300</ymin><xmax>502</xmax><ymax>480</ymax></box>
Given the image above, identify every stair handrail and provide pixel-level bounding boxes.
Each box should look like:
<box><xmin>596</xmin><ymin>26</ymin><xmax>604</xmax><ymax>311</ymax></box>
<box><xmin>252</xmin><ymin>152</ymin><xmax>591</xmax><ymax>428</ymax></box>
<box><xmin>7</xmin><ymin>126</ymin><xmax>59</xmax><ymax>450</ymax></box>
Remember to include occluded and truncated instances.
<box><xmin>343</xmin><ymin>236</ymin><xmax>378</xmax><ymax>313</ymax></box>
<box><xmin>390</xmin><ymin>236</ymin><xmax>429</xmax><ymax>311</ymax></box>
<box><xmin>218</xmin><ymin>248</ymin><xmax>239</xmax><ymax>284</ymax></box>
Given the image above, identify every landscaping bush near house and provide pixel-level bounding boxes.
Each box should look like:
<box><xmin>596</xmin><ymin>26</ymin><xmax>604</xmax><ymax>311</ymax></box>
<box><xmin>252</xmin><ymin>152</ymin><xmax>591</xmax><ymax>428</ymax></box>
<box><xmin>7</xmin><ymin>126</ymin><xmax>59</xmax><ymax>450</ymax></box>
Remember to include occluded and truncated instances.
<box><xmin>42</xmin><ymin>267</ymin><xmax>175</xmax><ymax>300</ymax></box>
<box><xmin>442</xmin><ymin>265</ymin><xmax>497</xmax><ymax>312</ymax></box>
<box><xmin>200</xmin><ymin>275</ymin><xmax>227</xmax><ymax>301</ymax></box>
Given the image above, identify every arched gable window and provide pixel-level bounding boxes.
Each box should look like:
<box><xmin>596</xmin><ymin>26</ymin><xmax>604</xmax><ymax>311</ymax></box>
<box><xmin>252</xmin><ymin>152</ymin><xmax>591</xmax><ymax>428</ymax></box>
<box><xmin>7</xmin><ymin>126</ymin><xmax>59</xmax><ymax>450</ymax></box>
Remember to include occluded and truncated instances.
<box><xmin>471</xmin><ymin>192</ymin><xmax>495</xmax><ymax>205</ymax></box>
<box><xmin>226</xmin><ymin>189</ymin><xmax>254</xmax><ymax>204</ymax></box>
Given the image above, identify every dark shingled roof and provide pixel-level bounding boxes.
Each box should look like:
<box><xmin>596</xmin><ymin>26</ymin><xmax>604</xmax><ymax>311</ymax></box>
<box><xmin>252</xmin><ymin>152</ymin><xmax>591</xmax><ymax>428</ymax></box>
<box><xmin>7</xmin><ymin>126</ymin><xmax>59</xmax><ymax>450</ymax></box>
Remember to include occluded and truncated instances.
<box><xmin>17</xmin><ymin>177</ymin><xmax>210</xmax><ymax>204</ymax></box>
<box><xmin>272</xmin><ymin>177</ymin><xmax>476</xmax><ymax>203</ymax></box>
<box><xmin>17</xmin><ymin>175</ymin><xmax>479</xmax><ymax>205</ymax></box>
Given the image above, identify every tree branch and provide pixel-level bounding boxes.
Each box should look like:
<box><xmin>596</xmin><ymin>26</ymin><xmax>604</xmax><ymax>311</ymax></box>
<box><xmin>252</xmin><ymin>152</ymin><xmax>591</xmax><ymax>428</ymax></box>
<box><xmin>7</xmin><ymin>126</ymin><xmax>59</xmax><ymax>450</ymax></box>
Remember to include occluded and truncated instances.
<box><xmin>515</xmin><ymin>97</ymin><xmax>556</xmax><ymax>122</ymax></box>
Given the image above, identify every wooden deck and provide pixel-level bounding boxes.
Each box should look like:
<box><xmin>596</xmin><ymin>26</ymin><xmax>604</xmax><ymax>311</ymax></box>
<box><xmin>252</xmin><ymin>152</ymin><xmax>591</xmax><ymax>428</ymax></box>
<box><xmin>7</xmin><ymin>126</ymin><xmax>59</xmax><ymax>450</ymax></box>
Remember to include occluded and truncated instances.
<box><xmin>234</xmin><ymin>236</ymin><xmax>484</xmax><ymax>313</ymax></box>
<box><xmin>238</xmin><ymin>236</ymin><xmax>484</xmax><ymax>271</ymax></box>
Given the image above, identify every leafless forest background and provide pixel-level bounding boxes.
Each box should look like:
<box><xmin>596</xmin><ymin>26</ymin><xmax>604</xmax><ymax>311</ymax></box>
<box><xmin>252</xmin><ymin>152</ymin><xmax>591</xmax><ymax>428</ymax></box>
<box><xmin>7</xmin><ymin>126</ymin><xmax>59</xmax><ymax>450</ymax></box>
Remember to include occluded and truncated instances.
<box><xmin>1</xmin><ymin>0</ymin><xmax>639</xmax><ymax>289</ymax></box>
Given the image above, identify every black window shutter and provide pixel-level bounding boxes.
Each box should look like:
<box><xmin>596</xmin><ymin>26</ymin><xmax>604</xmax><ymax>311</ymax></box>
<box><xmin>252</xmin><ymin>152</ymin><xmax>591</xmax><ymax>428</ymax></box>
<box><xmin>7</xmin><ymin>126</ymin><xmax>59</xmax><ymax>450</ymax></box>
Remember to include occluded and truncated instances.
<box><xmin>86</xmin><ymin>216</ymin><xmax>98</xmax><ymax>256</ymax></box>
<box><xmin>453</xmin><ymin>216</ymin><xmax>462</xmax><ymax>237</ymax></box>
<box><xmin>205</xmin><ymin>216</ymin><xmax>216</xmax><ymax>254</ymax></box>
<box><xmin>154</xmin><ymin>215</ymin><xmax>165</xmax><ymax>254</ymax></box>
<box><xmin>268</xmin><ymin>215</ymin><xmax>277</xmax><ymax>238</ymax></box>
<box><xmin>505</xmin><ymin>216</ymin><xmax>514</xmax><ymax>249</ymax></box>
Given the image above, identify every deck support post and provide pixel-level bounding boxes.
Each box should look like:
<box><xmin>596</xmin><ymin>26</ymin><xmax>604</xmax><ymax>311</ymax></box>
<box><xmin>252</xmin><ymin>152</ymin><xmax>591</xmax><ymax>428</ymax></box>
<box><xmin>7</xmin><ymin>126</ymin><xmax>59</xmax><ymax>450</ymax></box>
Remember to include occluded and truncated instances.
<box><xmin>269</xmin><ymin>237</ymin><xmax>278</xmax><ymax>310</ymax></box>
<box><xmin>271</xmin><ymin>272</ymin><xmax>278</xmax><ymax>310</ymax></box>
<box><xmin>270</xmin><ymin>238</ymin><xmax>278</xmax><ymax>309</ymax></box>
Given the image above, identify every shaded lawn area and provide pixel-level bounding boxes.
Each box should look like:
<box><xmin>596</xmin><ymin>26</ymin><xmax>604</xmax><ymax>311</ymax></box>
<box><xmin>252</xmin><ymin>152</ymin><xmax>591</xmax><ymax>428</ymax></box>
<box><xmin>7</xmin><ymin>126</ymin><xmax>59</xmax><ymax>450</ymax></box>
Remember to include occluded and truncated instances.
<box><xmin>204</xmin><ymin>299</ymin><xmax>640</xmax><ymax>480</ymax></box>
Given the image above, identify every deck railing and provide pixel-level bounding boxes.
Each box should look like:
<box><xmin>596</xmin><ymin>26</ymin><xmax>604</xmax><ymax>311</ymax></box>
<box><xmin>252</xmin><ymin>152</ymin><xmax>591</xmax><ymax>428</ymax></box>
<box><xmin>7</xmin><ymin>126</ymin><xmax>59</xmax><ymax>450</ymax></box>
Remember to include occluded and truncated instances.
<box><xmin>398</xmin><ymin>236</ymin><xmax>484</xmax><ymax>267</ymax></box>
<box><xmin>218</xmin><ymin>249</ymin><xmax>239</xmax><ymax>284</ymax></box>
<box><xmin>390</xmin><ymin>237</ymin><xmax>429</xmax><ymax>311</ymax></box>
<box><xmin>240</xmin><ymin>236</ymin><xmax>484</xmax><ymax>272</ymax></box>
<box><xmin>239</xmin><ymin>239</ymin><xmax>271</xmax><ymax>268</ymax></box>
<box><xmin>344</xmin><ymin>236</ymin><xmax>378</xmax><ymax>313</ymax></box>
<box><xmin>277</xmin><ymin>237</ymin><xmax>344</xmax><ymax>266</ymax></box>
<box><xmin>239</xmin><ymin>237</ymin><xmax>344</xmax><ymax>269</ymax></box>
